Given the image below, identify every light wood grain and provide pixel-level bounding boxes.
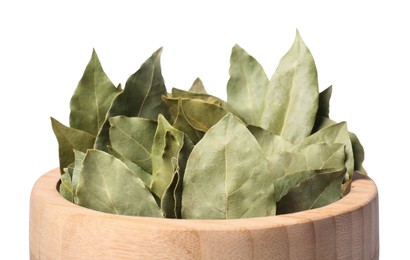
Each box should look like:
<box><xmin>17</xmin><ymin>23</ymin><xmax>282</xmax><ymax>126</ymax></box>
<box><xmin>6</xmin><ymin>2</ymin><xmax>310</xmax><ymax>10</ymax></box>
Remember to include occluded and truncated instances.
<box><xmin>30</xmin><ymin>168</ymin><xmax>378</xmax><ymax>259</ymax></box>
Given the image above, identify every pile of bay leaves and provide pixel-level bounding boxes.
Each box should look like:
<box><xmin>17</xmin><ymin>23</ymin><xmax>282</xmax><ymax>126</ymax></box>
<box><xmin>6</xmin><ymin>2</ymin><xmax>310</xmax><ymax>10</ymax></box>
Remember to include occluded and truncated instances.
<box><xmin>52</xmin><ymin>31</ymin><xmax>366</xmax><ymax>219</ymax></box>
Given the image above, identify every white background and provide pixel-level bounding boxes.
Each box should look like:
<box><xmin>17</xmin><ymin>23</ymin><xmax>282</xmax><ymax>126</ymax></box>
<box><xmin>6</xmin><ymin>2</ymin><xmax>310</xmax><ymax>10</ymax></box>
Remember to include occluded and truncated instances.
<box><xmin>1</xmin><ymin>0</ymin><xmax>407</xmax><ymax>258</ymax></box>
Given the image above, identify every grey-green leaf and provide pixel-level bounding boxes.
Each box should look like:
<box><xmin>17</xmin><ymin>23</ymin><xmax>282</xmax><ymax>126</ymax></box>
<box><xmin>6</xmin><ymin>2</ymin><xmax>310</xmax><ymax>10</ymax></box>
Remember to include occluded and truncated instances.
<box><xmin>189</xmin><ymin>77</ymin><xmax>207</xmax><ymax>94</ymax></box>
<box><xmin>318</xmin><ymin>85</ymin><xmax>332</xmax><ymax>118</ymax></box>
<box><xmin>227</xmin><ymin>44</ymin><xmax>269</xmax><ymax>126</ymax></box>
<box><xmin>150</xmin><ymin>115</ymin><xmax>185</xmax><ymax>199</ymax></box>
<box><xmin>182</xmin><ymin>114</ymin><xmax>275</xmax><ymax>219</ymax></box>
<box><xmin>51</xmin><ymin>117</ymin><xmax>95</xmax><ymax>173</ymax></box>
<box><xmin>69</xmin><ymin>49</ymin><xmax>121</xmax><ymax>136</ymax></box>
<box><xmin>261</xmin><ymin>31</ymin><xmax>319</xmax><ymax>143</ymax></box>
<box><xmin>109</xmin><ymin>116</ymin><xmax>157</xmax><ymax>173</ymax></box>
<box><xmin>160</xmin><ymin>158</ymin><xmax>181</xmax><ymax>218</ymax></box>
<box><xmin>349</xmin><ymin>131</ymin><xmax>367</xmax><ymax>174</ymax></box>
<box><xmin>71</xmin><ymin>150</ymin><xmax>86</xmax><ymax>196</ymax></box>
<box><xmin>294</xmin><ymin>122</ymin><xmax>354</xmax><ymax>176</ymax></box>
<box><xmin>276</xmin><ymin>168</ymin><xmax>346</xmax><ymax>214</ymax></box>
<box><xmin>76</xmin><ymin>150</ymin><xmax>163</xmax><ymax>217</ymax></box>
<box><xmin>59</xmin><ymin>170</ymin><xmax>74</xmax><ymax>202</ymax></box>
<box><xmin>95</xmin><ymin>48</ymin><xmax>168</xmax><ymax>151</ymax></box>
<box><xmin>171</xmin><ymin>87</ymin><xmax>223</xmax><ymax>106</ymax></box>
<box><xmin>162</xmin><ymin>97</ymin><xmax>229</xmax><ymax>143</ymax></box>
<box><xmin>270</xmin><ymin>143</ymin><xmax>345</xmax><ymax>181</ymax></box>
<box><xmin>108</xmin><ymin>146</ymin><xmax>152</xmax><ymax>187</ymax></box>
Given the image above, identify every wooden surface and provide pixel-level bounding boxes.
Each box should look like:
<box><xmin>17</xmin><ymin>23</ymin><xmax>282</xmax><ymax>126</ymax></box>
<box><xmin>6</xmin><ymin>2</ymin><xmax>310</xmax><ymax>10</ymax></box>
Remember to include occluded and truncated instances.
<box><xmin>30</xmin><ymin>168</ymin><xmax>379</xmax><ymax>260</ymax></box>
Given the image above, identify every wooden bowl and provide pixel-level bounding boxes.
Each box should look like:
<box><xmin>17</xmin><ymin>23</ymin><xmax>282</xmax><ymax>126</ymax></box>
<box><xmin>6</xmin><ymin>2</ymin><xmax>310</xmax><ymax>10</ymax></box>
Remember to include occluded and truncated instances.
<box><xmin>30</xmin><ymin>168</ymin><xmax>379</xmax><ymax>259</ymax></box>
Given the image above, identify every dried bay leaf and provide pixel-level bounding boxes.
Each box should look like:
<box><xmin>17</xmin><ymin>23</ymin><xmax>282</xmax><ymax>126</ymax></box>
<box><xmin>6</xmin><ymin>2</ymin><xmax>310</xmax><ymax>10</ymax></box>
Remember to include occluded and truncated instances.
<box><xmin>69</xmin><ymin>50</ymin><xmax>122</xmax><ymax>136</ymax></box>
<box><xmin>276</xmin><ymin>168</ymin><xmax>346</xmax><ymax>214</ymax></box>
<box><xmin>162</xmin><ymin>97</ymin><xmax>229</xmax><ymax>143</ymax></box>
<box><xmin>71</xmin><ymin>150</ymin><xmax>85</xmax><ymax>199</ymax></box>
<box><xmin>294</xmin><ymin>122</ymin><xmax>354</xmax><ymax>176</ymax></box>
<box><xmin>95</xmin><ymin>48</ymin><xmax>168</xmax><ymax>151</ymax></box>
<box><xmin>227</xmin><ymin>44</ymin><xmax>269</xmax><ymax>126</ymax></box>
<box><xmin>59</xmin><ymin>170</ymin><xmax>74</xmax><ymax>202</ymax></box>
<box><xmin>182</xmin><ymin>114</ymin><xmax>275</xmax><ymax>219</ymax></box>
<box><xmin>76</xmin><ymin>149</ymin><xmax>163</xmax><ymax>217</ymax></box>
<box><xmin>349</xmin><ymin>131</ymin><xmax>367</xmax><ymax>174</ymax></box>
<box><xmin>261</xmin><ymin>31</ymin><xmax>319</xmax><ymax>143</ymax></box>
<box><xmin>109</xmin><ymin>116</ymin><xmax>157</xmax><ymax>173</ymax></box>
<box><xmin>160</xmin><ymin>158</ymin><xmax>185</xmax><ymax>218</ymax></box>
<box><xmin>150</xmin><ymin>115</ymin><xmax>193</xmax><ymax>199</ymax></box>
<box><xmin>317</xmin><ymin>85</ymin><xmax>332</xmax><ymax>118</ymax></box>
<box><xmin>171</xmin><ymin>87</ymin><xmax>223</xmax><ymax>106</ymax></box>
<box><xmin>189</xmin><ymin>77</ymin><xmax>207</xmax><ymax>94</ymax></box>
<box><xmin>271</xmin><ymin>143</ymin><xmax>345</xmax><ymax>182</ymax></box>
<box><xmin>51</xmin><ymin>117</ymin><xmax>95</xmax><ymax>173</ymax></box>
<box><xmin>108</xmin><ymin>146</ymin><xmax>152</xmax><ymax>187</ymax></box>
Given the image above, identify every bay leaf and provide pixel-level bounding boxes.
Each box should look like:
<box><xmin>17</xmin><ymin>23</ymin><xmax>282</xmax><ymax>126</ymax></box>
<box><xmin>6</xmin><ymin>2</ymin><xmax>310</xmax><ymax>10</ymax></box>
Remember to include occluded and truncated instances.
<box><xmin>317</xmin><ymin>85</ymin><xmax>332</xmax><ymax>118</ymax></box>
<box><xmin>294</xmin><ymin>122</ymin><xmax>354</xmax><ymax>176</ymax></box>
<box><xmin>349</xmin><ymin>131</ymin><xmax>367</xmax><ymax>174</ymax></box>
<box><xmin>69</xmin><ymin>49</ymin><xmax>122</xmax><ymax>136</ymax></box>
<box><xmin>248</xmin><ymin>125</ymin><xmax>294</xmax><ymax>156</ymax></box>
<box><xmin>76</xmin><ymin>149</ymin><xmax>163</xmax><ymax>217</ymax></box>
<box><xmin>312</xmin><ymin>118</ymin><xmax>367</xmax><ymax>175</ymax></box>
<box><xmin>109</xmin><ymin>116</ymin><xmax>157</xmax><ymax>173</ymax></box>
<box><xmin>51</xmin><ymin>117</ymin><xmax>95</xmax><ymax>173</ymax></box>
<box><xmin>160</xmin><ymin>158</ymin><xmax>181</xmax><ymax>218</ymax></box>
<box><xmin>162</xmin><ymin>97</ymin><xmax>229</xmax><ymax>143</ymax></box>
<box><xmin>227</xmin><ymin>44</ymin><xmax>269</xmax><ymax>126</ymax></box>
<box><xmin>312</xmin><ymin>116</ymin><xmax>336</xmax><ymax>133</ymax></box>
<box><xmin>189</xmin><ymin>77</ymin><xmax>207</xmax><ymax>94</ymax></box>
<box><xmin>276</xmin><ymin>168</ymin><xmax>346</xmax><ymax>214</ymax></box>
<box><xmin>171</xmin><ymin>87</ymin><xmax>223</xmax><ymax>106</ymax></box>
<box><xmin>95</xmin><ymin>48</ymin><xmax>168</xmax><ymax>151</ymax></box>
<box><xmin>304</xmin><ymin>143</ymin><xmax>346</xmax><ymax>170</ymax></box>
<box><xmin>261</xmin><ymin>30</ymin><xmax>319</xmax><ymax>143</ymax></box>
<box><xmin>182</xmin><ymin>114</ymin><xmax>275</xmax><ymax>219</ymax></box>
<box><xmin>275</xmin><ymin>168</ymin><xmax>340</xmax><ymax>203</ymax></box>
<box><xmin>248</xmin><ymin>125</ymin><xmax>294</xmax><ymax>172</ymax></box>
<box><xmin>59</xmin><ymin>170</ymin><xmax>74</xmax><ymax>202</ymax></box>
<box><xmin>71</xmin><ymin>150</ymin><xmax>86</xmax><ymax>197</ymax></box>
<box><xmin>151</xmin><ymin>115</ymin><xmax>187</xmax><ymax>198</ymax></box>
<box><xmin>270</xmin><ymin>143</ymin><xmax>345</xmax><ymax>181</ymax></box>
<box><xmin>108</xmin><ymin>146</ymin><xmax>152</xmax><ymax>187</ymax></box>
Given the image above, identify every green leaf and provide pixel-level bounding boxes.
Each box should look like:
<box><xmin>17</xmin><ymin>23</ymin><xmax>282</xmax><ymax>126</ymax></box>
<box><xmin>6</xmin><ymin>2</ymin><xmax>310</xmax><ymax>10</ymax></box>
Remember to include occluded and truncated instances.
<box><xmin>71</xmin><ymin>150</ymin><xmax>86</xmax><ymax>198</ymax></box>
<box><xmin>312</xmin><ymin>116</ymin><xmax>336</xmax><ymax>133</ymax></box>
<box><xmin>189</xmin><ymin>77</ymin><xmax>207</xmax><ymax>94</ymax></box>
<box><xmin>76</xmin><ymin>149</ymin><xmax>163</xmax><ymax>217</ymax></box>
<box><xmin>318</xmin><ymin>85</ymin><xmax>332</xmax><ymax>118</ymax></box>
<box><xmin>248</xmin><ymin>125</ymin><xmax>294</xmax><ymax>172</ymax></box>
<box><xmin>275</xmin><ymin>168</ymin><xmax>340</xmax><ymax>203</ymax></box>
<box><xmin>171</xmin><ymin>88</ymin><xmax>224</xmax><ymax>106</ymax></box>
<box><xmin>69</xmin><ymin>49</ymin><xmax>121</xmax><ymax>136</ymax></box>
<box><xmin>59</xmin><ymin>170</ymin><xmax>74</xmax><ymax>202</ymax></box>
<box><xmin>270</xmin><ymin>143</ymin><xmax>345</xmax><ymax>181</ymax></box>
<box><xmin>349</xmin><ymin>131</ymin><xmax>367</xmax><ymax>174</ymax></box>
<box><xmin>294</xmin><ymin>122</ymin><xmax>354</xmax><ymax>176</ymax></box>
<box><xmin>162</xmin><ymin>97</ymin><xmax>229</xmax><ymax>143</ymax></box>
<box><xmin>95</xmin><ymin>48</ymin><xmax>168</xmax><ymax>151</ymax></box>
<box><xmin>227</xmin><ymin>44</ymin><xmax>269</xmax><ymax>126</ymax></box>
<box><xmin>182</xmin><ymin>114</ymin><xmax>275</xmax><ymax>219</ymax></box>
<box><xmin>51</xmin><ymin>117</ymin><xmax>95</xmax><ymax>173</ymax></box>
<box><xmin>108</xmin><ymin>116</ymin><xmax>157</xmax><ymax>173</ymax></box>
<box><xmin>261</xmin><ymin>30</ymin><xmax>319</xmax><ymax>143</ymax></box>
<box><xmin>108</xmin><ymin>146</ymin><xmax>152</xmax><ymax>187</ymax></box>
<box><xmin>276</xmin><ymin>168</ymin><xmax>346</xmax><ymax>214</ymax></box>
<box><xmin>248</xmin><ymin>125</ymin><xmax>294</xmax><ymax>155</ymax></box>
<box><xmin>160</xmin><ymin>158</ymin><xmax>182</xmax><ymax>218</ymax></box>
<box><xmin>150</xmin><ymin>115</ymin><xmax>193</xmax><ymax>199</ymax></box>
